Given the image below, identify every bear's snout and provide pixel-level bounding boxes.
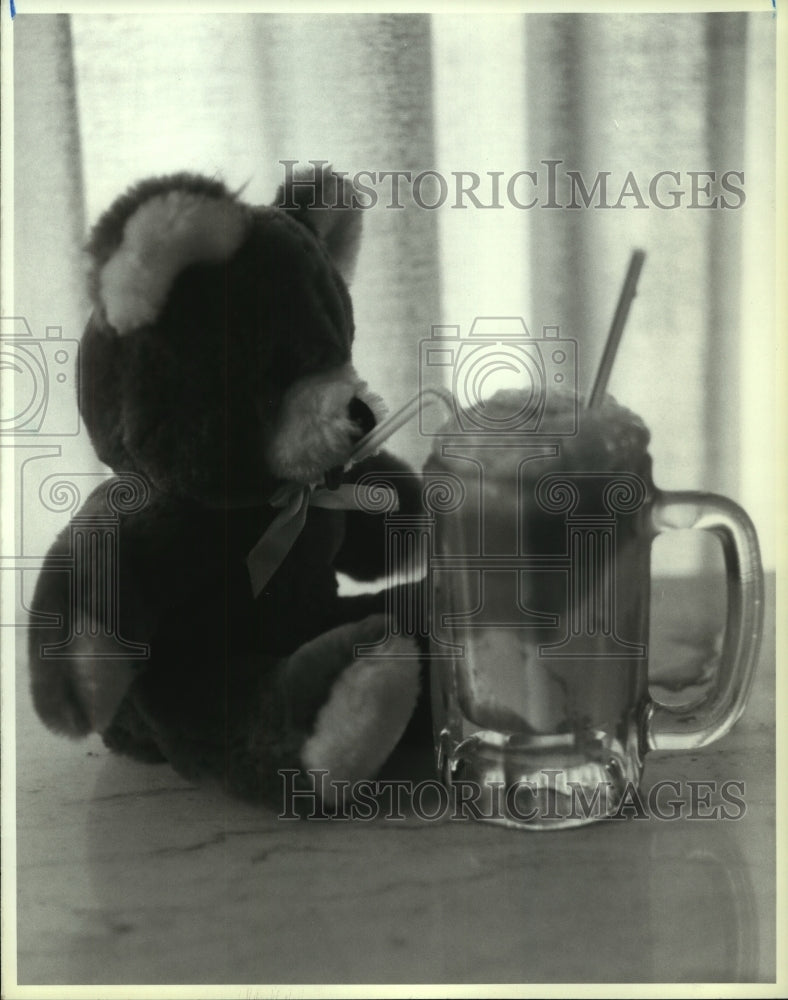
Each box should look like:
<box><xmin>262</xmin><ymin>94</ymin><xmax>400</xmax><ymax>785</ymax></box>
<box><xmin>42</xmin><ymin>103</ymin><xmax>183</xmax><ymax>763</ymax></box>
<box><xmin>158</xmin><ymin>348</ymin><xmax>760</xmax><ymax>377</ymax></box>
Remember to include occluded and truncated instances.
<box><xmin>323</xmin><ymin>397</ymin><xmax>378</xmax><ymax>490</ymax></box>
<box><xmin>266</xmin><ymin>364</ymin><xmax>386</xmax><ymax>487</ymax></box>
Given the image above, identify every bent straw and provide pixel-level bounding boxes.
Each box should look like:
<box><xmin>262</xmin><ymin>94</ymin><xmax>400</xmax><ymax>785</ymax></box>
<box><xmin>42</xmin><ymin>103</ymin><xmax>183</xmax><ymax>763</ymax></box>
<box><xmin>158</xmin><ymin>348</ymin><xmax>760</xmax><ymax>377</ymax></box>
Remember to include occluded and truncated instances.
<box><xmin>349</xmin><ymin>386</ymin><xmax>456</xmax><ymax>464</ymax></box>
<box><xmin>587</xmin><ymin>249</ymin><xmax>646</xmax><ymax>409</ymax></box>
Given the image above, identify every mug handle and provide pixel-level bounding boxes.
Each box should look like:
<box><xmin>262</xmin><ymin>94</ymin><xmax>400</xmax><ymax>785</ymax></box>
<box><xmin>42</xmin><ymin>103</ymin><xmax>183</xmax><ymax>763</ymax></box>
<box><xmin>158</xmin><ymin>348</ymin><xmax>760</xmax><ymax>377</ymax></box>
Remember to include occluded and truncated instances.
<box><xmin>646</xmin><ymin>490</ymin><xmax>764</xmax><ymax>752</ymax></box>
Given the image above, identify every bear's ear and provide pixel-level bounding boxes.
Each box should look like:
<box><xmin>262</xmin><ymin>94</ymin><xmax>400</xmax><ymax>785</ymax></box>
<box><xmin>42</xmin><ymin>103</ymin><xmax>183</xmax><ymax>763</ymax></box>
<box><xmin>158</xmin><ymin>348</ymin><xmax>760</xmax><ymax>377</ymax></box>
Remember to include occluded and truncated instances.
<box><xmin>275</xmin><ymin>163</ymin><xmax>363</xmax><ymax>284</ymax></box>
<box><xmin>89</xmin><ymin>176</ymin><xmax>250</xmax><ymax>335</ymax></box>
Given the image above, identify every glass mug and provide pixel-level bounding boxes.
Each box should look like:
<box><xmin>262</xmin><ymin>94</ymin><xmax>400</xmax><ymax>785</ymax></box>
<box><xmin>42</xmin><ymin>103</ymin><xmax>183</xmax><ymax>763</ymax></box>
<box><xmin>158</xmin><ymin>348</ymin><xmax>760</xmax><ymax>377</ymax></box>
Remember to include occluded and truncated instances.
<box><xmin>422</xmin><ymin>390</ymin><xmax>764</xmax><ymax>830</ymax></box>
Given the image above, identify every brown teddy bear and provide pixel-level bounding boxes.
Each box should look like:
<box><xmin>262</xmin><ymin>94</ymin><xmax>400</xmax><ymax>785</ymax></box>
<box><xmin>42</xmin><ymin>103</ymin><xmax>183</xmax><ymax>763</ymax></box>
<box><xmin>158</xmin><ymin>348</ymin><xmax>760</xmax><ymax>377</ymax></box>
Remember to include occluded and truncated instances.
<box><xmin>28</xmin><ymin>166</ymin><xmax>427</xmax><ymax>808</ymax></box>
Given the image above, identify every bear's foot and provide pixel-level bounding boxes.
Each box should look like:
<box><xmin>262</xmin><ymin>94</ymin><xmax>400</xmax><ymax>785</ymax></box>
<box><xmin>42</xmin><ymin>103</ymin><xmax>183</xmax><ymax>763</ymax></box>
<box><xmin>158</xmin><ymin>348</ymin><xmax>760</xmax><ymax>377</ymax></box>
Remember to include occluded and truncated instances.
<box><xmin>285</xmin><ymin>614</ymin><xmax>421</xmax><ymax>808</ymax></box>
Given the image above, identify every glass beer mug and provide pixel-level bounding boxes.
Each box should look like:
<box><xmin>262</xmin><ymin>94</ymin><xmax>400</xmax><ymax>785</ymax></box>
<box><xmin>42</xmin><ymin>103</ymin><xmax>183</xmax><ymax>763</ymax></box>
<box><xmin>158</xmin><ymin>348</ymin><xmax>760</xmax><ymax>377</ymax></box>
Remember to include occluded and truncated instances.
<box><xmin>423</xmin><ymin>389</ymin><xmax>764</xmax><ymax>830</ymax></box>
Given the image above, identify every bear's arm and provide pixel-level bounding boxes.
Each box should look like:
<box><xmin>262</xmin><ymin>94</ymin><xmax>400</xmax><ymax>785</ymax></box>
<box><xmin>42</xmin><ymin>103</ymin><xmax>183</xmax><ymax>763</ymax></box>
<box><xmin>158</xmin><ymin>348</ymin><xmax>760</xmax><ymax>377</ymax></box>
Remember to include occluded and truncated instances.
<box><xmin>27</xmin><ymin>478</ymin><xmax>222</xmax><ymax>738</ymax></box>
<box><xmin>332</xmin><ymin>450</ymin><xmax>423</xmax><ymax>582</ymax></box>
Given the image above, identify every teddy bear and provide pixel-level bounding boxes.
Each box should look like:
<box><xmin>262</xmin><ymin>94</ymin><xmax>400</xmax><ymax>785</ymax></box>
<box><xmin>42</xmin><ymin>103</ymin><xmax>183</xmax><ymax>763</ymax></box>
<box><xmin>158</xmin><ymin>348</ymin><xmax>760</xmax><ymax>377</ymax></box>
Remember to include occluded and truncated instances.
<box><xmin>27</xmin><ymin>165</ymin><xmax>429</xmax><ymax>808</ymax></box>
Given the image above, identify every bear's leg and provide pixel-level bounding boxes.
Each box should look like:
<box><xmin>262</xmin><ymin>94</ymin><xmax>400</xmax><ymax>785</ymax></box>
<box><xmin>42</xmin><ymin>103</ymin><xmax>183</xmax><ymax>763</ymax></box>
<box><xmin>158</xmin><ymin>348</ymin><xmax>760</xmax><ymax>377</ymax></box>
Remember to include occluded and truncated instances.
<box><xmin>117</xmin><ymin>614</ymin><xmax>421</xmax><ymax>807</ymax></box>
<box><xmin>286</xmin><ymin>614</ymin><xmax>421</xmax><ymax>809</ymax></box>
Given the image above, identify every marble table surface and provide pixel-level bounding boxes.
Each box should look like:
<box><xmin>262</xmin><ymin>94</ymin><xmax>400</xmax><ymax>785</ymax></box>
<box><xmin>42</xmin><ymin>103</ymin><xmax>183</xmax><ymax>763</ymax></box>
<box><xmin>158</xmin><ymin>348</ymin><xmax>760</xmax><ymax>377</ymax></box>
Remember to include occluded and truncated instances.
<box><xmin>8</xmin><ymin>574</ymin><xmax>778</xmax><ymax>990</ymax></box>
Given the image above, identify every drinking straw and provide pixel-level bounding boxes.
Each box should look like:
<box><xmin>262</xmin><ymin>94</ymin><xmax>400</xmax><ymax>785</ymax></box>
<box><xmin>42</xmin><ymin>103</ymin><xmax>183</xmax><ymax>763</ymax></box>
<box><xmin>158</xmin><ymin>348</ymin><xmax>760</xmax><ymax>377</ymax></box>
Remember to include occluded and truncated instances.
<box><xmin>349</xmin><ymin>386</ymin><xmax>456</xmax><ymax>464</ymax></box>
<box><xmin>587</xmin><ymin>249</ymin><xmax>646</xmax><ymax>409</ymax></box>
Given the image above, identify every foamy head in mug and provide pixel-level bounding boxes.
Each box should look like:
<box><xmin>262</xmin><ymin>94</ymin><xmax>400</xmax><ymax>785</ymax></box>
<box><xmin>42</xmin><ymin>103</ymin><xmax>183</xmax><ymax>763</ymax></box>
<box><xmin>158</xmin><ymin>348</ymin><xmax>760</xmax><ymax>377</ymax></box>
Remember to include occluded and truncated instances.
<box><xmin>426</xmin><ymin>386</ymin><xmax>654</xmax><ymax>483</ymax></box>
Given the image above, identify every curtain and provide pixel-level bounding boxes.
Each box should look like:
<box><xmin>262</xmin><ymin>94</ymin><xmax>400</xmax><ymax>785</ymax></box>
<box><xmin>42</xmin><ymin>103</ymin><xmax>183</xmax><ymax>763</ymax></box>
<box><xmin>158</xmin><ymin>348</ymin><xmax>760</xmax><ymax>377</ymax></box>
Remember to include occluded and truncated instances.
<box><xmin>10</xmin><ymin>11</ymin><xmax>776</xmax><ymax>578</ymax></box>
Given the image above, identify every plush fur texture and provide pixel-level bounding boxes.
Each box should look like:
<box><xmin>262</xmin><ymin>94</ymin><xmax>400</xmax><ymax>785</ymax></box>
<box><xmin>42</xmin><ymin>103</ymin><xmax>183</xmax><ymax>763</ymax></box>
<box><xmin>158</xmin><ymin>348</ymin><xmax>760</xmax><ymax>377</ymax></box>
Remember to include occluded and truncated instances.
<box><xmin>28</xmin><ymin>165</ymin><xmax>428</xmax><ymax>806</ymax></box>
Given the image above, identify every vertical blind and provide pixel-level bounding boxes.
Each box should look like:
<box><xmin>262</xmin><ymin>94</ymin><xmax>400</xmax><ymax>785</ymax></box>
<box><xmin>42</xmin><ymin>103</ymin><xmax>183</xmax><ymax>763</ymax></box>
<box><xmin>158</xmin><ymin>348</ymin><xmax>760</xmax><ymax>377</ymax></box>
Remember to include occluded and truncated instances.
<box><xmin>12</xmin><ymin>12</ymin><xmax>776</xmax><ymax>574</ymax></box>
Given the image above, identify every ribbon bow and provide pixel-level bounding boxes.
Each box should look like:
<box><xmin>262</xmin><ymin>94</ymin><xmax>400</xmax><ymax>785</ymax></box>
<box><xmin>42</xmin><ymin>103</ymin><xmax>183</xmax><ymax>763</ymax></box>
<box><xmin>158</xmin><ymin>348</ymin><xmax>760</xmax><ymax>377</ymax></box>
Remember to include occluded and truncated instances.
<box><xmin>246</xmin><ymin>483</ymin><xmax>372</xmax><ymax>598</ymax></box>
